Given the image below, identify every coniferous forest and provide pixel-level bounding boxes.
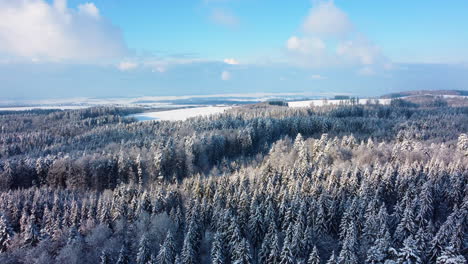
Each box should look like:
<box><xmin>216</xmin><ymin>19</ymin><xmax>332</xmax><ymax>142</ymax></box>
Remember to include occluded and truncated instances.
<box><xmin>0</xmin><ymin>99</ymin><xmax>467</xmax><ymax>264</ymax></box>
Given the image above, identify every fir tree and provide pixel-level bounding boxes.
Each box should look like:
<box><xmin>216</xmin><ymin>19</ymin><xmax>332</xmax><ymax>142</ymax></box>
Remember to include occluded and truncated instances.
<box><xmin>211</xmin><ymin>232</ymin><xmax>225</xmax><ymax>264</ymax></box>
<box><xmin>116</xmin><ymin>244</ymin><xmax>130</xmax><ymax>264</ymax></box>
<box><xmin>157</xmin><ymin>231</ymin><xmax>176</xmax><ymax>264</ymax></box>
<box><xmin>136</xmin><ymin>234</ymin><xmax>151</xmax><ymax>264</ymax></box>
<box><xmin>100</xmin><ymin>250</ymin><xmax>111</xmax><ymax>264</ymax></box>
<box><xmin>307</xmin><ymin>246</ymin><xmax>321</xmax><ymax>264</ymax></box>
<box><xmin>0</xmin><ymin>213</ymin><xmax>13</xmax><ymax>252</ymax></box>
<box><xmin>396</xmin><ymin>235</ymin><xmax>422</xmax><ymax>264</ymax></box>
<box><xmin>436</xmin><ymin>246</ymin><xmax>466</xmax><ymax>264</ymax></box>
<box><xmin>326</xmin><ymin>251</ymin><xmax>337</xmax><ymax>264</ymax></box>
<box><xmin>338</xmin><ymin>223</ymin><xmax>358</xmax><ymax>264</ymax></box>
<box><xmin>232</xmin><ymin>238</ymin><xmax>252</xmax><ymax>264</ymax></box>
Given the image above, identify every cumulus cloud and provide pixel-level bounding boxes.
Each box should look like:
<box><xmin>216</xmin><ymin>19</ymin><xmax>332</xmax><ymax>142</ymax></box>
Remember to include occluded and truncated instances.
<box><xmin>303</xmin><ymin>0</ymin><xmax>352</xmax><ymax>37</ymax></box>
<box><xmin>211</xmin><ymin>9</ymin><xmax>239</xmax><ymax>27</ymax></box>
<box><xmin>286</xmin><ymin>0</ymin><xmax>389</xmax><ymax>72</ymax></box>
<box><xmin>118</xmin><ymin>61</ymin><xmax>138</xmax><ymax>71</ymax></box>
<box><xmin>287</xmin><ymin>36</ymin><xmax>325</xmax><ymax>55</ymax></box>
<box><xmin>336</xmin><ymin>37</ymin><xmax>382</xmax><ymax>65</ymax></box>
<box><xmin>0</xmin><ymin>0</ymin><xmax>128</xmax><ymax>62</ymax></box>
<box><xmin>224</xmin><ymin>58</ymin><xmax>239</xmax><ymax>65</ymax></box>
<box><xmin>78</xmin><ymin>2</ymin><xmax>99</xmax><ymax>18</ymax></box>
<box><xmin>221</xmin><ymin>70</ymin><xmax>231</xmax><ymax>80</ymax></box>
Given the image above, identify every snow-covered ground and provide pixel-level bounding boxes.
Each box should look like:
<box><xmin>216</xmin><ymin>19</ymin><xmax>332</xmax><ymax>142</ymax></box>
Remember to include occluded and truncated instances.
<box><xmin>129</xmin><ymin>106</ymin><xmax>232</xmax><ymax>121</ymax></box>
<box><xmin>288</xmin><ymin>98</ymin><xmax>392</xmax><ymax>108</ymax></box>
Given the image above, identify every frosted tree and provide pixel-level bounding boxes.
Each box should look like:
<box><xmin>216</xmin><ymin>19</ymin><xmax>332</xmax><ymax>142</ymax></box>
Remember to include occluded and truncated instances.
<box><xmin>436</xmin><ymin>246</ymin><xmax>466</xmax><ymax>264</ymax></box>
<box><xmin>326</xmin><ymin>251</ymin><xmax>337</xmax><ymax>264</ymax></box>
<box><xmin>0</xmin><ymin>213</ymin><xmax>13</xmax><ymax>252</ymax></box>
<box><xmin>394</xmin><ymin>201</ymin><xmax>416</xmax><ymax>245</ymax></box>
<box><xmin>211</xmin><ymin>232</ymin><xmax>225</xmax><ymax>264</ymax></box>
<box><xmin>456</xmin><ymin>133</ymin><xmax>468</xmax><ymax>155</ymax></box>
<box><xmin>157</xmin><ymin>231</ymin><xmax>176</xmax><ymax>264</ymax></box>
<box><xmin>395</xmin><ymin>235</ymin><xmax>422</xmax><ymax>264</ymax></box>
<box><xmin>232</xmin><ymin>238</ymin><xmax>252</xmax><ymax>264</ymax></box>
<box><xmin>22</xmin><ymin>214</ymin><xmax>40</xmax><ymax>247</ymax></box>
<box><xmin>338</xmin><ymin>222</ymin><xmax>358</xmax><ymax>264</ymax></box>
<box><xmin>136</xmin><ymin>234</ymin><xmax>151</xmax><ymax>264</ymax></box>
<box><xmin>116</xmin><ymin>244</ymin><xmax>130</xmax><ymax>264</ymax></box>
<box><xmin>267</xmin><ymin>233</ymin><xmax>281</xmax><ymax>264</ymax></box>
<box><xmin>279</xmin><ymin>238</ymin><xmax>295</xmax><ymax>264</ymax></box>
<box><xmin>366</xmin><ymin>228</ymin><xmax>391</xmax><ymax>264</ymax></box>
<box><xmin>248</xmin><ymin>204</ymin><xmax>264</xmax><ymax>249</ymax></box>
<box><xmin>307</xmin><ymin>246</ymin><xmax>321</xmax><ymax>264</ymax></box>
<box><xmin>100</xmin><ymin>250</ymin><xmax>111</xmax><ymax>264</ymax></box>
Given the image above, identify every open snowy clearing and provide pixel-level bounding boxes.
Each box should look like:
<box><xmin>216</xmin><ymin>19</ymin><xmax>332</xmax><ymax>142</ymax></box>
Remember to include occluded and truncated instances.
<box><xmin>288</xmin><ymin>98</ymin><xmax>393</xmax><ymax>108</ymax></box>
<box><xmin>129</xmin><ymin>106</ymin><xmax>232</xmax><ymax>121</ymax></box>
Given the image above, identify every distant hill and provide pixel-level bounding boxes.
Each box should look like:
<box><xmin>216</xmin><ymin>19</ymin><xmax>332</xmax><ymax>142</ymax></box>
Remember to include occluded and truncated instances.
<box><xmin>381</xmin><ymin>90</ymin><xmax>468</xmax><ymax>107</ymax></box>
<box><xmin>381</xmin><ymin>89</ymin><xmax>468</xmax><ymax>99</ymax></box>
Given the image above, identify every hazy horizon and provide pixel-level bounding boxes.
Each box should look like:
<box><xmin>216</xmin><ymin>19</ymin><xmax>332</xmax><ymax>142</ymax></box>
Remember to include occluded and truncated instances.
<box><xmin>0</xmin><ymin>0</ymin><xmax>467</xmax><ymax>99</ymax></box>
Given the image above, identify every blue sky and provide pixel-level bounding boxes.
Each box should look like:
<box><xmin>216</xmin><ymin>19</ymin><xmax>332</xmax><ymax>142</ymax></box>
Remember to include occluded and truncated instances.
<box><xmin>0</xmin><ymin>0</ymin><xmax>467</xmax><ymax>99</ymax></box>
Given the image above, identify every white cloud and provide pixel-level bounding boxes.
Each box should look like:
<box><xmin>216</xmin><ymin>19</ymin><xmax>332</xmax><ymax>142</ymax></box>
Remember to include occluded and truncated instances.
<box><xmin>211</xmin><ymin>9</ymin><xmax>239</xmax><ymax>27</ymax></box>
<box><xmin>303</xmin><ymin>0</ymin><xmax>352</xmax><ymax>37</ymax></box>
<box><xmin>310</xmin><ymin>74</ymin><xmax>326</xmax><ymax>80</ymax></box>
<box><xmin>336</xmin><ymin>37</ymin><xmax>381</xmax><ymax>65</ymax></box>
<box><xmin>221</xmin><ymin>70</ymin><xmax>231</xmax><ymax>80</ymax></box>
<box><xmin>287</xmin><ymin>36</ymin><xmax>325</xmax><ymax>55</ymax></box>
<box><xmin>286</xmin><ymin>0</ymin><xmax>389</xmax><ymax>72</ymax></box>
<box><xmin>0</xmin><ymin>0</ymin><xmax>127</xmax><ymax>62</ymax></box>
<box><xmin>78</xmin><ymin>2</ymin><xmax>99</xmax><ymax>18</ymax></box>
<box><xmin>224</xmin><ymin>58</ymin><xmax>239</xmax><ymax>65</ymax></box>
<box><xmin>118</xmin><ymin>61</ymin><xmax>138</xmax><ymax>71</ymax></box>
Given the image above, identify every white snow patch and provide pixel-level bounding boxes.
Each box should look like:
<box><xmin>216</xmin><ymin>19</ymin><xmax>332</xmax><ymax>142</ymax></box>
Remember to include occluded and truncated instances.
<box><xmin>129</xmin><ymin>106</ymin><xmax>232</xmax><ymax>121</ymax></box>
<box><xmin>288</xmin><ymin>98</ymin><xmax>392</xmax><ymax>108</ymax></box>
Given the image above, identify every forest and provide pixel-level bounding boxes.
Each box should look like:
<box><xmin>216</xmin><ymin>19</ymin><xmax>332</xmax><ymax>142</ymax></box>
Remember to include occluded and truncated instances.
<box><xmin>0</xmin><ymin>97</ymin><xmax>467</xmax><ymax>263</ymax></box>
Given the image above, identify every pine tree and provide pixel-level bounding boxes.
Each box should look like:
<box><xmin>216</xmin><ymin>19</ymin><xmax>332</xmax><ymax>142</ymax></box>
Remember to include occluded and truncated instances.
<box><xmin>0</xmin><ymin>213</ymin><xmax>13</xmax><ymax>252</ymax></box>
<box><xmin>267</xmin><ymin>233</ymin><xmax>281</xmax><ymax>264</ymax></box>
<box><xmin>211</xmin><ymin>231</ymin><xmax>225</xmax><ymax>264</ymax></box>
<box><xmin>100</xmin><ymin>250</ymin><xmax>111</xmax><ymax>264</ymax></box>
<box><xmin>116</xmin><ymin>244</ymin><xmax>130</xmax><ymax>264</ymax></box>
<box><xmin>338</xmin><ymin>223</ymin><xmax>358</xmax><ymax>264</ymax></box>
<box><xmin>394</xmin><ymin>201</ymin><xmax>417</xmax><ymax>245</ymax></box>
<box><xmin>136</xmin><ymin>234</ymin><xmax>151</xmax><ymax>264</ymax></box>
<box><xmin>307</xmin><ymin>246</ymin><xmax>321</xmax><ymax>264</ymax></box>
<box><xmin>248</xmin><ymin>205</ymin><xmax>264</xmax><ymax>249</ymax></box>
<box><xmin>279</xmin><ymin>238</ymin><xmax>295</xmax><ymax>264</ymax></box>
<box><xmin>396</xmin><ymin>235</ymin><xmax>422</xmax><ymax>264</ymax></box>
<box><xmin>181</xmin><ymin>223</ymin><xmax>199</xmax><ymax>264</ymax></box>
<box><xmin>232</xmin><ymin>238</ymin><xmax>252</xmax><ymax>264</ymax></box>
<box><xmin>326</xmin><ymin>251</ymin><xmax>337</xmax><ymax>264</ymax></box>
<box><xmin>157</xmin><ymin>231</ymin><xmax>176</xmax><ymax>264</ymax></box>
<box><xmin>22</xmin><ymin>214</ymin><xmax>40</xmax><ymax>247</ymax></box>
<box><xmin>436</xmin><ymin>246</ymin><xmax>466</xmax><ymax>264</ymax></box>
<box><xmin>365</xmin><ymin>228</ymin><xmax>391</xmax><ymax>264</ymax></box>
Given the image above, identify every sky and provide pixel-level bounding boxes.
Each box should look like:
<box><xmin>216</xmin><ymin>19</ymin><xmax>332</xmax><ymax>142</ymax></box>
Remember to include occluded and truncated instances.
<box><xmin>0</xmin><ymin>0</ymin><xmax>467</xmax><ymax>99</ymax></box>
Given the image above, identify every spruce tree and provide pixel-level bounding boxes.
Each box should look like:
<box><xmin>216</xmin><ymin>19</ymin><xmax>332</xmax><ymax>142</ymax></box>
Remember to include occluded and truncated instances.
<box><xmin>0</xmin><ymin>213</ymin><xmax>13</xmax><ymax>252</ymax></box>
<box><xmin>136</xmin><ymin>234</ymin><xmax>151</xmax><ymax>264</ymax></box>
<box><xmin>338</xmin><ymin>223</ymin><xmax>358</xmax><ymax>264</ymax></box>
<box><xmin>116</xmin><ymin>244</ymin><xmax>130</xmax><ymax>264</ymax></box>
<box><xmin>157</xmin><ymin>231</ymin><xmax>176</xmax><ymax>264</ymax></box>
<box><xmin>100</xmin><ymin>250</ymin><xmax>111</xmax><ymax>264</ymax></box>
<box><xmin>232</xmin><ymin>238</ymin><xmax>252</xmax><ymax>264</ymax></box>
<box><xmin>211</xmin><ymin>232</ymin><xmax>225</xmax><ymax>264</ymax></box>
<box><xmin>307</xmin><ymin>246</ymin><xmax>321</xmax><ymax>264</ymax></box>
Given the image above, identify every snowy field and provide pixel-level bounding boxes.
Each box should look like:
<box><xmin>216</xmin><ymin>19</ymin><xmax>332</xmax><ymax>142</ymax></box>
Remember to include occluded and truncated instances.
<box><xmin>129</xmin><ymin>106</ymin><xmax>232</xmax><ymax>121</ymax></box>
<box><xmin>288</xmin><ymin>98</ymin><xmax>392</xmax><ymax>108</ymax></box>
